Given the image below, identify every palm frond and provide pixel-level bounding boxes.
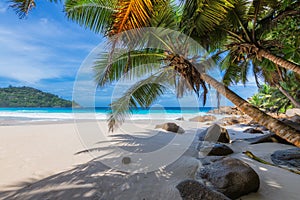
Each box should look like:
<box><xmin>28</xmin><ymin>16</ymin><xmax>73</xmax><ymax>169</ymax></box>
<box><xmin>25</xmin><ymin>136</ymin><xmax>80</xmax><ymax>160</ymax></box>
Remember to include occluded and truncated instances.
<box><xmin>65</xmin><ymin>0</ymin><xmax>116</xmax><ymax>34</ymax></box>
<box><xmin>9</xmin><ymin>0</ymin><xmax>36</xmax><ymax>18</ymax></box>
<box><xmin>150</xmin><ymin>0</ymin><xmax>179</xmax><ymax>29</ymax></box>
<box><xmin>108</xmin><ymin>71</ymin><xmax>170</xmax><ymax>131</ymax></box>
<box><xmin>181</xmin><ymin>0</ymin><xmax>235</xmax><ymax>39</ymax></box>
<box><xmin>109</xmin><ymin>0</ymin><xmax>162</xmax><ymax>37</ymax></box>
<box><xmin>94</xmin><ymin>48</ymin><xmax>166</xmax><ymax>87</ymax></box>
<box><xmin>9</xmin><ymin>0</ymin><xmax>60</xmax><ymax>18</ymax></box>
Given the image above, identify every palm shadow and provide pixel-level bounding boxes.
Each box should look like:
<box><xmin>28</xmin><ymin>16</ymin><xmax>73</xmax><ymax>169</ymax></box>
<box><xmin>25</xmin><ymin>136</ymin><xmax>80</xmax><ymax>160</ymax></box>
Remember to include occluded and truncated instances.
<box><xmin>0</xmin><ymin>128</ymin><xmax>201</xmax><ymax>200</ymax></box>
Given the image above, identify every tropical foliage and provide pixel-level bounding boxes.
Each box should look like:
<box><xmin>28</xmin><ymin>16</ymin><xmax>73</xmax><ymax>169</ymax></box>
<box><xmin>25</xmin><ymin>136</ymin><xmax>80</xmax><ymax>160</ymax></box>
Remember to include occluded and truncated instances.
<box><xmin>250</xmin><ymin>73</ymin><xmax>300</xmax><ymax>113</ymax></box>
<box><xmin>0</xmin><ymin>86</ymin><xmax>75</xmax><ymax>107</ymax></box>
<box><xmin>9</xmin><ymin>0</ymin><xmax>60</xmax><ymax>18</ymax></box>
<box><xmin>209</xmin><ymin>0</ymin><xmax>300</xmax><ymax>75</ymax></box>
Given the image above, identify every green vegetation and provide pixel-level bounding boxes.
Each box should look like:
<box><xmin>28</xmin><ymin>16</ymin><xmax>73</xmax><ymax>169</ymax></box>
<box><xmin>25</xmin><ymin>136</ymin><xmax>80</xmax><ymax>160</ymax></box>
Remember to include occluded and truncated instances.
<box><xmin>249</xmin><ymin>76</ymin><xmax>300</xmax><ymax>113</ymax></box>
<box><xmin>0</xmin><ymin>86</ymin><xmax>74</xmax><ymax>107</ymax></box>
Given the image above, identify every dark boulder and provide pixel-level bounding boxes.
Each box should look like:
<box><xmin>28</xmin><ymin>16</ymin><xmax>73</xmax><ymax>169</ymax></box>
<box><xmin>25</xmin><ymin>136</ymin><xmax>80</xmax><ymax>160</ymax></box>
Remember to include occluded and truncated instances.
<box><xmin>176</xmin><ymin>180</ymin><xmax>230</xmax><ymax>200</ymax></box>
<box><xmin>199</xmin><ymin>124</ymin><xmax>230</xmax><ymax>143</ymax></box>
<box><xmin>197</xmin><ymin>157</ymin><xmax>260</xmax><ymax>199</ymax></box>
<box><xmin>207</xmin><ymin>144</ymin><xmax>234</xmax><ymax>156</ymax></box>
<box><xmin>271</xmin><ymin>148</ymin><xmax>300</xmax><ymax>170</ymax></box>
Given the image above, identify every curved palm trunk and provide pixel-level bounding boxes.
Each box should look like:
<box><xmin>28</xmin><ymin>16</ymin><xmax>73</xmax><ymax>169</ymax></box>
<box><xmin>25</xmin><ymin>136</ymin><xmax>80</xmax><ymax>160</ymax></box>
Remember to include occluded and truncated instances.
<box><xmin>258</xmin><ymin>49</ymin><xmax>300</xmax><ymax>75</ymax></box>
<box><xmin>200</xmin><ymin>73</ymin><xmax>300</xmax><ymax>147</ymax></box>
<box><xmin>276</xmin><ymin>84</ymin><xmax>300</xmax><ymax>108</ymax></box>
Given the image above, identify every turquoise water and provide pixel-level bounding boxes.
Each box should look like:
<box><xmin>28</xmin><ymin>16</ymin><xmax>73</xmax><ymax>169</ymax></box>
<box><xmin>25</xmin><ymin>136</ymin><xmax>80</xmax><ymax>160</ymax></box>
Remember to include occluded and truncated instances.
<box><xmin>0</xmin><ymin>107</ymin><xmax>216</xmax><ymax>122</ymax></box>
<box><xmin>0</xmin><ymin>107</ymin><xmax>215</xmax><ymax>113</ymax></box>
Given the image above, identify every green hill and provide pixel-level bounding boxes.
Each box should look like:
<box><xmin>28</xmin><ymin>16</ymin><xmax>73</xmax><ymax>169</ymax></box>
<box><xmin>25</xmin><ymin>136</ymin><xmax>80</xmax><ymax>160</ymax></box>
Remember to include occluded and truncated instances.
<box><xmin>0</xmin><ymin>86</ymin><xmax>76</xmax><ymax>107</ymax></box>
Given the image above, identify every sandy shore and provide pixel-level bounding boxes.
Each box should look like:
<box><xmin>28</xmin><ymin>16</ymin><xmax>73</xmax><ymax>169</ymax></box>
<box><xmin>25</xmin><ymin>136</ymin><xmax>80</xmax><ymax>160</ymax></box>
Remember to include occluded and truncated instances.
<box><xmin>0</xmin><ymin>119</ymin><xmax>299</xmax><ymax>199</ymax></box>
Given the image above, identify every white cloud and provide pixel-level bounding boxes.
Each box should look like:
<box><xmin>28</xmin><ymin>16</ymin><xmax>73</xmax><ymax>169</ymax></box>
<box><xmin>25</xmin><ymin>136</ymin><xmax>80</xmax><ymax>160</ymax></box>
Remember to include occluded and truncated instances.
<box><xmin>0</xmin><ymin>17</ymin><xmax>99</xmax><ymax>83</ymax></box>
<box><xmin>0</xmin><ymin>27</ymin><xmax>62</xmax><ymax>83</ymax></box>
<box><xmin>0</xmin><ymin>2</ymin><xmax>8</xmax><ymax>13</ymax></box>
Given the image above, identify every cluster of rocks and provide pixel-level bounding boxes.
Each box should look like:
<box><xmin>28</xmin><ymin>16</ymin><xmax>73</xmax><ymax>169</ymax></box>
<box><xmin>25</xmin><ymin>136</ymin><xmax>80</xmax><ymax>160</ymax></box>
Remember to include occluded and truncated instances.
<box><xmin>207</xmin><ymin>106</ymin><xmax>244</xmax><ymax>115</ymax></box>
<box><xmin>177</xmin><ymin>124</ymin><xmax>261</xmax><ymax>199</ymax></box>
<box><xmin>189</xmin><ymin>115</ymin><xmax>217</xmax><ymax>122</ymax></box>
<box><xmin>155</xmin><ymin>121</ymin><xmax>300</xmax><ymax>199</ymax></box>
<box><xmin>156</xmin><ymin>108</ymin><xmax>300</xmax><ymax>200</ymax></box>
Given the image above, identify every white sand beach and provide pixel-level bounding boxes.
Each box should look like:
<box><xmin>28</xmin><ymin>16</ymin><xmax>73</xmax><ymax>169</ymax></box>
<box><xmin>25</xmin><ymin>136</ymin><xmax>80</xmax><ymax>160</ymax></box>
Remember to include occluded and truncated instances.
<box><xmin>0</xmin><ymin>119</ymin><xmax>299</xmax><ymax>199</ymax></box>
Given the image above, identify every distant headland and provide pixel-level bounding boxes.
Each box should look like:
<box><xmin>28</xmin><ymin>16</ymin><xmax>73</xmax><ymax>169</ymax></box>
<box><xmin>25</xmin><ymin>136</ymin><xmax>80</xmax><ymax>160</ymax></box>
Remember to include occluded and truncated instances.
<box><xmin>0</xmin><ymin>86</ymin><xmax>78</xmax><ymax>108</ymax></box>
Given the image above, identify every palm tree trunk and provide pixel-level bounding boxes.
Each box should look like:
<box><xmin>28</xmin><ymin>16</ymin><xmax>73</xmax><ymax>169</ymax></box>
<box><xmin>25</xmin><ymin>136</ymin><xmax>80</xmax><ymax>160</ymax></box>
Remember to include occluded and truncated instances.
<box><xmin>200</xmin><ymin>73</ymin><xmax>300</xmax><ymax>147</ymax></box>
<box><xmin>258</xmin><ymin>49</ymin><xmax>300</xmax><ymax>75</ymax></box>
<box><xmin>276</xmin><ymin>84</ymin><xmax>300</xmax><ymax>108</ymax></box>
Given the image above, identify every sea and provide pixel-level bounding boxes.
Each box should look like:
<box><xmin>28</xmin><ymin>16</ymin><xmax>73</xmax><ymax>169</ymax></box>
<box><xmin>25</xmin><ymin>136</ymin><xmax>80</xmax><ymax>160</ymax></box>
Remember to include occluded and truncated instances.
<box><xmin>0</xmin><ymin>107</ymin><xmax>216</xmax><ymax>124</ymax></box>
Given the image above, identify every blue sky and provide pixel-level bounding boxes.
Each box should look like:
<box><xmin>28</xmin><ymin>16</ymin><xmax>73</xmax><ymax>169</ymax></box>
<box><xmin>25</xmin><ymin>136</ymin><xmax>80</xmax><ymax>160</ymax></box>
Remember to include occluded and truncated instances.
<box><xmin>0</xmin><ymin>1</ymin><xmax>258</xmax><ymax>107</ymax></box>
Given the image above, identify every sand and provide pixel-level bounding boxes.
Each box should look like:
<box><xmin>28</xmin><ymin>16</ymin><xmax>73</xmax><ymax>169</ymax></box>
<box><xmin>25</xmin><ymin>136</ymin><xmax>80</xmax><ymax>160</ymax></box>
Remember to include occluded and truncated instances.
<box><xmin>0</xmin><ymin>119</ymin><xmax>299</xmax><ymax>199</ymax></box>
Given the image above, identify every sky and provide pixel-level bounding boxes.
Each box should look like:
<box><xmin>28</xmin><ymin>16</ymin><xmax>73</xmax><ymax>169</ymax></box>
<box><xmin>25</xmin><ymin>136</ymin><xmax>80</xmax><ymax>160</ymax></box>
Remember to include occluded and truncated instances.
<box><xmin>0</xmin><ymin>1</ymin><xmax>258</xmax><ymax>107</ymax></box>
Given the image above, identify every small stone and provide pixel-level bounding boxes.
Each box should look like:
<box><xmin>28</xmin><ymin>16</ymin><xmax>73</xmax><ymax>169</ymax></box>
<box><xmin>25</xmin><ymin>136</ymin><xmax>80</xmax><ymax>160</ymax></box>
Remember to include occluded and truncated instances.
<box><xmin>122</xmin><ymin>157</ymin><xmax>131</xmax><ymax>164</ymax></box>
<box><xmin>175</xmin><ymin>117</ymin><xmax>184</xmax><ymax>121</ymax></box>
<box><xmin>155</xmin><ymin>122</ymin><xmax>185</xmax><ymax>133</ymax></box>
<box><xmin>243</xmin><ymin>128</ymin><xmax>264</xmax><ymax>134</ymax></box>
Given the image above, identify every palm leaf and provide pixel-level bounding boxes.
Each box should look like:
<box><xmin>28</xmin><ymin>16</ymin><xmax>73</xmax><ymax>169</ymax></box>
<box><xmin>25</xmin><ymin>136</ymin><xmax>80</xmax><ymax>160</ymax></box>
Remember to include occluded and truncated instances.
<box><xmin>108</xmin><ymin>71</ymin><xmax>169</xmax><ymax>131</ymax></box>
<box><xmin>65</xmin><ymin>0</ymin><xmax>116</xmax><ymax>34</ymax></box>
<box><xmin>109</xmin><ymin>0</ymin><xmax>162</xmax><ymax>37</ymax></box>
<box><xmin>9</xmin><ymin>0</ymin><xmax>60</xmax><ymax>18</ymax></box>
<box><xmin>181</xmin><ymin>0</ymin><xmax>235</xmax><ymax>38</ymax></box>
<box><xmin>94</xmin><ymin>48</ymin><xmax>166</xmax><ymax>87</ymax></box>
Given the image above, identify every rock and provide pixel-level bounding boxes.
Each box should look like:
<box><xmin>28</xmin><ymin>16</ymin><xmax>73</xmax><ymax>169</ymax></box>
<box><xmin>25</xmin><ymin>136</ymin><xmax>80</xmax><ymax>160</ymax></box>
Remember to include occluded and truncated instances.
<box><xmin>244</xmin><ymin>133</ymin><xmax>293</xmax><ymax>145</ymax></box>
<box><xmin>286</xmin><ymin>108</ymin><xmax>300</xmax><ymax>117</ymax></box>
<box><xmin>189</xmin><ymin>115</ymin><xmax>217</xmax><ymax>122</ymax></box>
<box><xmin>221</xmin><ymin>116</ymin><xmax>240</xmax><ymax>125</ymax></box>
<box><xmin>176</xmin><ymin>180</ymin><xmax>230</xmax><ymax>200</ymax></box>
<box><xmin>243</xmin><ymin>128</ymin><xmax>264</xmax><ymax>134</ymax></box>
<box><xmin>175</xmin><ymin>117</ymin><xmax>184</xmax><ymax>121</ymax></box>
<box><xmin>199</xmin><ymin>144</ymin><xmax>234</xmax><ymax>156</ymax></box>
<box><xmin>197</xmin><ymin>157</ymin><xmax>260</xmax><ymax>199</ymax></box>
<box><xmin>155</xmin><ymin>122</ymin><xmax>185</xmax><ymax>133</ymax></box>
<box><xmin>208</xmin><ymin>106</ymin><xmax>243</xmax><ymax>115</ymax></box>
<box><xmin>199</xmin><ymin>124</ymin><xmax>230</xmax><ymax>143</ymax></box>
<box><xmin>122</xmin><ymin>157</ymin><xmax>131</xmax><ymax>164</ymax></box>
<box><xmin>271</xmin><ymin>148</ymin><xmax>300</xmax><ymax>170</ymax></box>
<box><xmin>219</xmin><ymin>115</ymin><xmax>252</xmax><ymax>126</ymax></box>
<box><xmin>220</xmin><ymin>115</ymin><xmax>253</xmax><ymax>126</ymax></box>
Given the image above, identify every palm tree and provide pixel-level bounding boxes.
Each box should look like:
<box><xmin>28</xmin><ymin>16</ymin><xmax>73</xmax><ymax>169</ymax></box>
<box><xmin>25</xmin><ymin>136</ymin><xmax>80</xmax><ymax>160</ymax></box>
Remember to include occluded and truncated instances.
<box><xmin>11</xmin><ymin>0</ymin><xmax>300</xmax><ymax>146</ymax></box>
<box><xmin>182</xmin><ymin>0</ymin><xmax>300</xmax><ymax>75</ymax></box>
<box><xmin>64</xmin><ymin>0</ymin><xmax>299</xmax><ymax>146</ymax></box>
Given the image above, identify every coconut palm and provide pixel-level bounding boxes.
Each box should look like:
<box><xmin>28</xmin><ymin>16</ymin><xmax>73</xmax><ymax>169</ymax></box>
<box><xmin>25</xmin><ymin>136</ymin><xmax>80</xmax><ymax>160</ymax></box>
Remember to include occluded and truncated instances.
<box><xmin>11</xmin><ymin>0</ymin><xmax>300</xmax><ymax>146</ymax></box>
<box><xmin>183</xmin><ymin>0</ymin><xmax>300</xmax><ymax>75</ymax></box>
<box><xmin>207</xmin><ymin>0</ymin><xmax>300</xmax><ymax>107</ymax></box>
<box><xmin>95</xmin><ymin>31</ymin><xmax>300</xmax><ymax>146</ymax></box>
